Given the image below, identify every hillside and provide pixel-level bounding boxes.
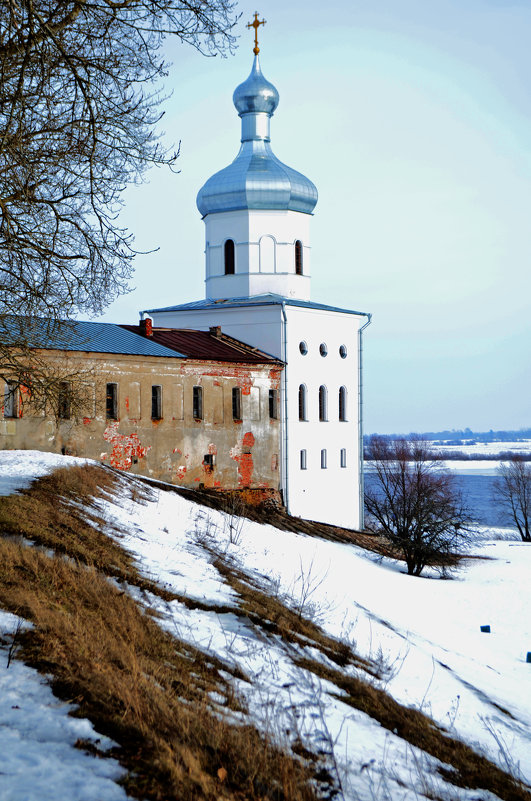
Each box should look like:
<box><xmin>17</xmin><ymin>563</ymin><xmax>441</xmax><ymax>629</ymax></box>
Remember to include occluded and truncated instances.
<box><xmin>0</xmin><ymin>452</ymin><xmax>530</xmax><ymax>801</ymax></box>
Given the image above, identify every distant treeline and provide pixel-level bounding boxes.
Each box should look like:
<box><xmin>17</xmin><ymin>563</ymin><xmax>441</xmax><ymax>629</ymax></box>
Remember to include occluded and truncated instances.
<box><xmin>363</xmin><ymin>450</ymin><xmax>531</xmax><ymax>461</ymax></box>
<box><xmin>364</xmin><ymin>428</ymin><xmax>531</xmax><ymax>445</ymax></box>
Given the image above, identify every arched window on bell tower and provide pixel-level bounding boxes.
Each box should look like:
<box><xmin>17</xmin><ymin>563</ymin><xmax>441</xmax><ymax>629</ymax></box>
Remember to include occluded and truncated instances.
<box><xmin>224</xmin><ymin>239</ymin><xmax>235</xmax><ymax>275</ymax></box>
<box><xmin>295</xmin><ymin>240</ymin><xmax>303</xmax><ymax>275</ymax></box>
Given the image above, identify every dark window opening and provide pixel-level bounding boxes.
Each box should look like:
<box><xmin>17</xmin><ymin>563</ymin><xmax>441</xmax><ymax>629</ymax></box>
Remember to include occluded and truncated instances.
<box><xmin>319</xmin><ymin>342</ymin><xmax>328</xmax><ymax>357</ymax></box>
<box><xmin>4</xmin><ymin>381</ymin><xmax>17</xmax><ymax>418</ymax></box>
<box><xmin>295</xmin><ymin>240</ymin><xmax>303</xmax><ymax>275</ymax></box>
<box><xmin>300</xmin><ymin>449</ymin><xmax>307</xmax><ymax>470</ymax></box>
<box><xmin>193</xmin><ymin>386</ymin><xmax>203</xmax><ymax>420</ymax></box>
<box><xmin>339</xmin><ymin>386</ymin><xmax>347</xmax><ymax>421</ymax></box>
<box><xmin>232</xmin><ymin>387</ymin><xmax>242</xmax><ymax>420</ymax></box>
<box><xmin>106</xmin><ymin>383</ymin><xmax>118</xmax><ymax>420</ymax></box>
<box><xmin>339</xmin><ymin>344</ymin><xmax>348</xmax><ymax>359</ymax></box>
<box><xmin>151</xmin><ymin>385</ymin><xmax>162</xmax><ymax>419</ymax></box>
<box><xmin>269</xmin><ymin>389</ymin><xmax>278</xmax><ymax>419</ymax></box>
<box><xmin>224</xmin><ymin>239</ymin><xmax>235</xmax><ymax>275</ymax></box>
<box><xmin>299</xmin><ymin>341</ymin><xmax>308</xmax><ymax>355</ymax></box>
<box><xmin>204</xmin><ymin>453</ymin><xmax>215</xmax><ymax>471</ymax></box>
<box><xmin>58</xmin><ymin>382</ymin><xmax>71</xmax><ymax>420</ymax></box>
<box><xmin>298</xmin><ymin>384</ymin><xmax>307</xmax><ymax>421</ymax></box>
<box><xmin>319</xmin><ymin>385</ymin><xmax>328</xmax><ymax>422</ymax></box>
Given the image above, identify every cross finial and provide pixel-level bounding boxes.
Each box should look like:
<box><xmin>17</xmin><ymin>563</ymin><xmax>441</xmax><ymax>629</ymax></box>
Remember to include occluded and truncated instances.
<box><xmin>247</xmin><ymin>12</ymin><xmax>266</xmax><ymax>55</ymax></box>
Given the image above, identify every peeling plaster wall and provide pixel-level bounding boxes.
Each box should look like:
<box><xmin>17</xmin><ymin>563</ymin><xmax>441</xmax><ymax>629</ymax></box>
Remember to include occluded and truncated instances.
<box><xmin>0</xmin><ymin>351</ymin><xmax>282</xmax><ymax>492</ymax></box>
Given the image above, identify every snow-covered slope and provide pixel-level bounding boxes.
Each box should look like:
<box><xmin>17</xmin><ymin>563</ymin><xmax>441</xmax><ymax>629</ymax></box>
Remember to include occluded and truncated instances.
<box><xmin>1</xmin><ymin>451</ymin><xmax>530</xmax><ymax>801</ymax></box>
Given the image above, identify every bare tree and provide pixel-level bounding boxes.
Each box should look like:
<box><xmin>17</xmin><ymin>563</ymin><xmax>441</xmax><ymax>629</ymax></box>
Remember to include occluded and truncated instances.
<box><xmin>0</xmin><ymin>0</ymin><xmax>237</xmax><ymax>392</ymax></box>
<box><xmin>365</xmin><ymin>436</ymin><xmax>471</xmax><ymax>576</ymax></box>
<box><xmin>493</xmin><ymin>457</ymin><xmax>531</xmax><ymax>541</ymax></box>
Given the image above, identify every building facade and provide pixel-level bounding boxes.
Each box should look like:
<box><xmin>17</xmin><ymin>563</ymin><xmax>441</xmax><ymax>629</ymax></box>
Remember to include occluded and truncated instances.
<box><xmin>146</xmin><ymin>54</ymin><xmax>371</xmax><ymax>529</ymax></box>
<box><xmin>1</xmin><ymin>321</ymin><xmax>282</xmax><ymax>492</ymax></box>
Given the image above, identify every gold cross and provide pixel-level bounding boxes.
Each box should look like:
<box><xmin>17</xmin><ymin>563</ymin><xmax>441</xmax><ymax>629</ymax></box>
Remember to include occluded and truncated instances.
<box><xmin>247</xmin><ymin>12</ymin><xmax>266</xmax><ymax>55</ymax></box>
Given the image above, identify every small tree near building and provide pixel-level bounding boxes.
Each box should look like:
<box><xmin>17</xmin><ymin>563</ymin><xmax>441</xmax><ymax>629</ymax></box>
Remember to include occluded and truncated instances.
<box><xmin>493</xmin><ymin>457</ymin><xmax>531</xmax><ymax>542</ymax></box>
<box><xmin>365</xmin><ymin>436</ymin><xmax>471</xmax><ymax>576</ymax></box>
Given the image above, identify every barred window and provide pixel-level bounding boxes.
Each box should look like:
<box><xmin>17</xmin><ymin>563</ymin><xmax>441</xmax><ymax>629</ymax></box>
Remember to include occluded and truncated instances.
<box><xmin>193</xmin><ymin>386</ymin><xmax>203</xmax><ymax>420</ymax></box>
<box><xmin>151</xmin><ymin>385</ymin><xmax>162</xmax><ymax>420</ymax></box>
<box><xmin>232</xmin><ymin>387</ymin><xmax>242</xmax><ymax>420</ymax></box>
<box><xmin>106</xmin><ymin>383</ymin><xmax>118</xmax><ymax>420</ymax></box>
<box><xmin>3</xmin><ymin>381</ymin><xmax>17</xmax><ymax>418</ymax></box>
<box><xmin>269</xmin><ymin>389</ymin><xmax>278</xmax><ymax>419</ymax></box>
<box><xmin>58</xmin><ymin>382</ymin><xmax>71</xmax><ymax>420</ymax></box>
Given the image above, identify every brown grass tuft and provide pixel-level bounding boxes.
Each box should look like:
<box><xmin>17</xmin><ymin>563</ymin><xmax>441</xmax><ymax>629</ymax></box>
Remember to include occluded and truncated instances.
<box><xmin>0</xmin><ymin>537</ymin><xmax>317</xmax><ymax>801</ymax></box>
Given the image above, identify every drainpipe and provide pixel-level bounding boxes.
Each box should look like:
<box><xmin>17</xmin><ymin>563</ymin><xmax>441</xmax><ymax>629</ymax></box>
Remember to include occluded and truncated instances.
<box><xmin>358</xmin><ymin>313</ymin><xmax>372</xmax><ymax>530</ymax></box>
<box><xmin>281</xmin><ymin>302</ymin><xmax>289</xmax><ymax>512</ymax></box>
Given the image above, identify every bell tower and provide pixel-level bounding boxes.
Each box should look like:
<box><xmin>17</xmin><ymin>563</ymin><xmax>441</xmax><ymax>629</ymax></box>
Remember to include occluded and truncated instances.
<box><xmin>196</xmin><ymin>29</ymin><xmax>318</xmax><ymax>301</ymax></box>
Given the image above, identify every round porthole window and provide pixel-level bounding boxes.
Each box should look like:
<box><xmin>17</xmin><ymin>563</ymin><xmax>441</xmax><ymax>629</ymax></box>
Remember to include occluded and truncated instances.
<box><xmin>319</xmin><ymin>343</ymin><xmax>328</xmax><ymax>357</ymax></box>
<box><xmin>339</xmin><ymin>345</ymin><xmax>347</xmax><ymax>359</ymax></box>
<box><xmin>299</xmin><ymin>341</ymin><xmax>308</xmax><ymax>355</ymax></box>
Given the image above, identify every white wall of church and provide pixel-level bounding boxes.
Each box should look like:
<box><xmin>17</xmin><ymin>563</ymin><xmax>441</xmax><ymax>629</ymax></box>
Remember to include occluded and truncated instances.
<box><xmin>284</xmin><ymin>305</ymin><xmax>364</xmax><ymax>530</ymax></box>
<box><xmin>204</xmin><ymin>209</ymin><xmax>312</xmax><ymax>300</ymax></box>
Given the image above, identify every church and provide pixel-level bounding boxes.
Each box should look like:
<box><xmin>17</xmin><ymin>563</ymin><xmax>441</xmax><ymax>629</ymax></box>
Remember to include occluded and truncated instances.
<box><xmin>144</xmin><ymin>25</ymin><xmax>371</xmax><ymax>530</ymax></box>
<box><xmin>1</xmin><ymin>23</ymin><xmax>370</xmax><ymax>531</ymax></box>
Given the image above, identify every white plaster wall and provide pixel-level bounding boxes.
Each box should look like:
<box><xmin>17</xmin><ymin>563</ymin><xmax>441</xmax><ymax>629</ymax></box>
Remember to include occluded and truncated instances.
<box><xmin>284</xmin><ymin>306</ymin><xmax>364</xmax><ymax>530</ymax></box>
<box><xmin>204</xmin><ymin>209</ymin><xmax>312</xmax><ymax>300</ymax></box>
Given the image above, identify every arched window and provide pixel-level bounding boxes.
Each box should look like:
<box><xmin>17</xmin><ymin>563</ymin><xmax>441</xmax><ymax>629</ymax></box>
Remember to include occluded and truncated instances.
<box><xmin>224</xmin><ymin>239</ymin><xmax>235</xmax><ymax>275</ymax></box>
<box><xmin>295</xmin><ymin>240</ymin><xmax>303</xmax><ymax>275</ymax></box>
<box><xmin>318</xmin><ymin>385</ymin><xmax>328</xmax><ymax>422</ymax></box>
<box><xmin>339</xmin><ymin>386</ymin><xmax>347</xmax><ymax>421</ymax></box>
<box><xmin>298</xmin><ymin>384</ymin><xmax>307</xmax><ymax>421</ymax></box>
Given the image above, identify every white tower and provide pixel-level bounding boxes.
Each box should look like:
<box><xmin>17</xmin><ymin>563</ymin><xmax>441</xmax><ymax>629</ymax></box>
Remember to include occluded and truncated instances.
<box><xmin>146</xmin><ymin>39</ymin><xmax>371</xmax><ymax>530</ymax></box>
<box><xmin>196</xmin><ymin>56</ymin><xmax>317</xmax><ymax>301</ymax></box>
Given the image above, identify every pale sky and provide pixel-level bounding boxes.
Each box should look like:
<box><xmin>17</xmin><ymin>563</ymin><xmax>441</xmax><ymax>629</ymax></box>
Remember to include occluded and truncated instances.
<box><xmin>97</xmin><ymin>0</ymin><xmax>531</xmax><ymax>435</ymax></box>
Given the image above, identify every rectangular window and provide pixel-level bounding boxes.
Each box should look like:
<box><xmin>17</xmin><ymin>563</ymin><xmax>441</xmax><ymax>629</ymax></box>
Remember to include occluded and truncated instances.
<box><xmin>204</xmin><ymin>453</ymin><xmax>215</xmax><ymax>471</ymax></box>
<box><xmin>4</xmin><ymin>381</ymin><xmax>17</xmax><ymax>418</ymax></box>
<box><xmin>321</xmin><ymin>448</ymin><xmax>327</xmax><ymax>469</ymax></box>
<box><xmin>340</xmin><ymin>448</ymin><xmax>347</xmax><ymax>468</ymax></box>
<box><xmin>58</xmin><ymin>382</ymin><xmax>71</xmax><ymax>420</ymax></box>
<box><xmin>232</xmin><ymin>387</ymin><xmax>242</xmax><ymax>420</ymax></box>
<box><xmin>300</xmin><ymin>449</ymin><xmax>307</xmax><ymax>470</ymax></box>
<box><xmin>193</xmin><ymin>385</ymin><xmax>203</xmax><ymax>420</ymax></box>
<box><xmin>106</xmin><ymin>383</ymin><xmax>118</xmax><ymax>420</ymax></box>
<box><xmin>151</xmin><ymin>385</ymin><xmax>162</xmax><ymax>419</ymax></box>
<box><xmin>268</xmin><ymin>389</ymin><xmax>278</xmax><ymax>419</ymax></box>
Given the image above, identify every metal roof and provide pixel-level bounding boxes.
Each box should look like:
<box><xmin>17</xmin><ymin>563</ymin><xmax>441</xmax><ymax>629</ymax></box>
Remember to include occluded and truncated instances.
<box><xmin>121</xmin><ymin>325</ymin><xmax>281</xmax><ymax>365</ymax></box>
<box><xmin>144</xmin><ymin>293</ymin><xmax>369</xmax><ymax>318</ymax></box>
<box><xmin>196</xmin><ymin>57</ymin><xmax>318</xmax><ymax>218</ymax></box>
<box><xmin>1</xmin><ymin>318</ymin><xmax>185</xmax><ymax>358</ymax></box>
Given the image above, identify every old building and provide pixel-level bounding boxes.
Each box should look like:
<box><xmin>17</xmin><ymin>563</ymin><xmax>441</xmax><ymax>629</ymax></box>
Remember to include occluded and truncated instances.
<box><xmin>145</xmin><ymin>49</ymin><xmax>371</xmax><ymax>529</ymax></box>
<box><xmin>1</xmin><ymin>319</ymin><xmax>282</xmax><ymax>492</ymax></box>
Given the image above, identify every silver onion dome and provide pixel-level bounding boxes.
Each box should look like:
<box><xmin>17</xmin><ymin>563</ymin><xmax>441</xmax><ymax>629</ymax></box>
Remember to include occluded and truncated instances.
<box><xmin>196</xmin><ymin>56</ymin><xmax>318</xmax><ymax>217</ymax></box>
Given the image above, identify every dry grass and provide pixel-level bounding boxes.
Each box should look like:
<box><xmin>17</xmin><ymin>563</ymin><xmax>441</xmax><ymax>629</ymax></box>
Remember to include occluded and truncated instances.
<box><xmin>0</xmin><ymin>465</ymin><xmax>320</xmax><ymax>801</ymax></box>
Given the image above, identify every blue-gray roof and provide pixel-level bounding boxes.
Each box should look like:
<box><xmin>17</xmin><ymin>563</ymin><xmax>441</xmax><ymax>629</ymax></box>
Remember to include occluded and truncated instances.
<box><xmin>1</xmin><ymin>318</ymin><xmax>186</xmax><ymax>358</ymax></box>
<box><xmin>144</xmin><ymin>293</ymin><xmax>369</xmax><ymax>318</ymax></box>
